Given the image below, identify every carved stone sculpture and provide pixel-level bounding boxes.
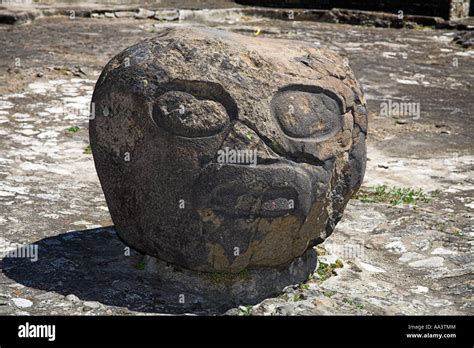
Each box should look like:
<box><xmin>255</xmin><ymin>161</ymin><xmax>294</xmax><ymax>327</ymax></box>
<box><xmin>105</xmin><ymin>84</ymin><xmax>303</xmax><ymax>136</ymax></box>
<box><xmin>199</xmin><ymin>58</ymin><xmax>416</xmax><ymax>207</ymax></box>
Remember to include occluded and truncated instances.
<box><xmin>90</xmin><ymin>27</ymin><xmax>367</xmax><ymax>306</ymax></box>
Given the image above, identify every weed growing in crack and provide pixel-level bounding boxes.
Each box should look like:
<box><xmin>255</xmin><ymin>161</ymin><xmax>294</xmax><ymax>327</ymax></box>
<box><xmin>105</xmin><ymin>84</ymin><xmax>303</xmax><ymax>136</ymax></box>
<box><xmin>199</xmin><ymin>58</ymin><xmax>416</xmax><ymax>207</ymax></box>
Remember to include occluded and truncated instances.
<box><xmin>317</xmin><ymin>259</ymin><xmax>344</xmax><ymax>282</ymax></box>
<box><xmin>357</xmin><ymin>185</ymin><xmax>429</xmax><ymax>205</ymax></box>
<box><xmin>66</xmin><ymin>126</ymin><xmax>80</xmax><ymax>133</ymax></box>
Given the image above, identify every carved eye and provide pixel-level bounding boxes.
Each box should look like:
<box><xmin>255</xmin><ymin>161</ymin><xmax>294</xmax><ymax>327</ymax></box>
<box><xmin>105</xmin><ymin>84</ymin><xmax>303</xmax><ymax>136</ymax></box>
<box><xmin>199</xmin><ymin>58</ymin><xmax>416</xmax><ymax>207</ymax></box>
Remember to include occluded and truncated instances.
<box><xmin>152</xmin><ymin>91</ymin><xmax>230</xmax><ymax>138</ymax></box>
<box><xmin>272</xmin><ymin>89</ymin><xmax>342</xmax><ymax>139</ymax></box>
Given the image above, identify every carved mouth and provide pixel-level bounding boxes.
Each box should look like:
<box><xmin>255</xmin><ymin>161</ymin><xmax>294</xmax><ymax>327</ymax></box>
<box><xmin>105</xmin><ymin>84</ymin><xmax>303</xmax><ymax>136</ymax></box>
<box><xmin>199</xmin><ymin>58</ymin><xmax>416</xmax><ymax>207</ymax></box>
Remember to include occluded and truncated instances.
<box><xmin>192</xmin><ymin>162</ymin><xmax>317</xmax><ymax>219</ymax></box>
<box><xmin>207</xmin><ymin>185</ymin><xmax>299</xmax><ymax>218</ymax></box>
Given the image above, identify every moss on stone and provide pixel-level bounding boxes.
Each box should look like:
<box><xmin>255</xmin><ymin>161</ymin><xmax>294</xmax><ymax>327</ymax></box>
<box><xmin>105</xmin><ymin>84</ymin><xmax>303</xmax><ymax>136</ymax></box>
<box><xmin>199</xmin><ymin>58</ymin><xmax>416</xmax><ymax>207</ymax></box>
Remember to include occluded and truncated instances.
<box><xmin>206</xmin><ymin>269</ymin><xmax>251</xmax><ymax>284</ymax></box>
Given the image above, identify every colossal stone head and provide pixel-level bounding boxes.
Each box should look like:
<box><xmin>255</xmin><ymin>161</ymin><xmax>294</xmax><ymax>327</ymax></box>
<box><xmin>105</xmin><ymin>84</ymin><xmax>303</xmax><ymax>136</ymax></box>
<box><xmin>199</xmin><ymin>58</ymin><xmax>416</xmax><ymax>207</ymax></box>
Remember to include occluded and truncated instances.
<box><xmin>90</xmin><ymin>27</ymin><xmax>367</xmax><ymax>274</ymax></box>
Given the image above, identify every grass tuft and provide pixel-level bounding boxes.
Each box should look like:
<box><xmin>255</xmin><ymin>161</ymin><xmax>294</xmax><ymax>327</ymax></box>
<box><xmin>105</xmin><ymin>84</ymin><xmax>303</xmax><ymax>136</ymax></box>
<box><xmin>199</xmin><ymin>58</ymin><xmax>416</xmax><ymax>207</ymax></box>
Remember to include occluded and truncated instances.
<box><xmin>317</xmin><ymin>259</ymin><xmax>344</xmax><ymax>282</ymax></box>
<box><xmin>135</xmin><ymin>261</ymin><xmax>145</xmax><ymax>270</ymax></box>
<box><xmin>66</xmin><ymin>126</ymin><xmax>80</xmax><ymax>133</ymax></box>
<box><xmin>356</xmin><ymin>185</ymin><xmax>429</xmax><ymax>205</ymax></box>
<box><xmin>206</xmin><ymin>270</ymin><xmax>251</xmax><ymax>284</ymax></box>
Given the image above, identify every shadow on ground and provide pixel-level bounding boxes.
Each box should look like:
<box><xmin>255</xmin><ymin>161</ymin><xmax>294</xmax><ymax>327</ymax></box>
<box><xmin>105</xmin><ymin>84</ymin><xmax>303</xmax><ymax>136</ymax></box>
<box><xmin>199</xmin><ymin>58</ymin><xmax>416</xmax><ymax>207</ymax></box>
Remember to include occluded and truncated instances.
<box><xmin>1</xmin><ymin>227</ymin><xmax>226</xmax><ymax>315</ymax></box>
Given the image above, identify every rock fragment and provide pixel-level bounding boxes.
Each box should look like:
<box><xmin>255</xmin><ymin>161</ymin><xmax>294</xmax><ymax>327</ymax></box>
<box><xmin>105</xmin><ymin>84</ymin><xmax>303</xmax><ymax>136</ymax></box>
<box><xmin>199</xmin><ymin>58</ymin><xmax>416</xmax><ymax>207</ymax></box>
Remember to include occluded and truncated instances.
<box><xmin>12</xmin><ymin>298</ymin><xmax>33</xmax><ymax>308</ymax></box>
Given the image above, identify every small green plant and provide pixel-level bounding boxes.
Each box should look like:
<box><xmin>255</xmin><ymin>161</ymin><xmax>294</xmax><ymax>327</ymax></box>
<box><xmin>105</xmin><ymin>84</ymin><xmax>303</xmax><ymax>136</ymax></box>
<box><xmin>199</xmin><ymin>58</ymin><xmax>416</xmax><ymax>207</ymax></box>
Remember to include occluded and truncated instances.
<box><xmin>135</xmin><ymin>261</ymin><xmax>145</xmax><ymax>270</ymax></box>
<box><xmin>342</xmin><ymin>296</ymin><xmax>365</xmax><ymax>309</ymax></box>
<box><xmin>317</xmin><ymin>261</ymin><xmax>331</xmax><ymax>281</ymax></box>
<box><xmin>83</xmin><ymin>145</ymin><xmax>92</xmax><ymax>154</ymax></box>
<box><xmin>452</xmin><ymin>227</ymin><xmax>461</xmax><ymax>236</ymax></box>
<box><xmin>66</xmin><ymin>126</ymin><xmax>80</xmax><ymax>133</ymax></box>
<box><xmin>334</xmin><ymin>259</ymin><xmax>344</xmax><ymax>269</ymax></box>
<box><xmin>343</xmin><ymin>297</ymin><xmax>364</xmax><ymax>309</ymax></box>
<box><xmin>60</xmin><ymin>67</ymin><xmax>72</xmax><ymax>76</ymax></box>
<box><xmin>299</xmin><ymin>283</ymin><xmax>310</xmax><ymax>290</ymax></box>
<box><xmin>323</xmin><ymin>290</ymin><xmax>337</xmax><ymax>297</ymax></box>
<box><xmin>270</xmin><ymin>140</ymin><xmax>284</xmax><ymax>153</ymax></box>
<box><xmin>316</xmin><ymin>245</ymin><xmax>327</xmax><ymax>256</ymax></box>
<box><xmin>357</xmin><ymin>185</ymin><xmax>429</xmax><ymax>206</ymax></box>
<box><xmin>238</xmin><ymin>305</ymin><xmax>252</xmax><ymax>316</ymax></box>
<box><xmin>317</xmin><ymin>259</ymin><xmax>344</xmax><ymax>282</ymax></box>
<box><xmin>342</xmin><ymin>298</ymin><xmax>353</xmax><ymax>305</ymax></box>
<box><xmin>292</xmin><ymin>293</ymin><xmax>303</xmax><ymax>302</ymax></box>
<box><xmin>207</xmin><ymin>270</ymin><xmax>251</xmax><ymax>284</ymax></box>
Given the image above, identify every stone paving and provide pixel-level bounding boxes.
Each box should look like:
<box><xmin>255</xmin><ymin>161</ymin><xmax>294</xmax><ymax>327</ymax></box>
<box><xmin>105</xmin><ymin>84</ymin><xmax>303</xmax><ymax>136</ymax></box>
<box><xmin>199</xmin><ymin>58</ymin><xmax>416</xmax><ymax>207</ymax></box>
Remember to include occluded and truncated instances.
<box><xmin>0</xmin><ymin>12</ymin><xmax>472</xmax><ymax>315</ymax></box>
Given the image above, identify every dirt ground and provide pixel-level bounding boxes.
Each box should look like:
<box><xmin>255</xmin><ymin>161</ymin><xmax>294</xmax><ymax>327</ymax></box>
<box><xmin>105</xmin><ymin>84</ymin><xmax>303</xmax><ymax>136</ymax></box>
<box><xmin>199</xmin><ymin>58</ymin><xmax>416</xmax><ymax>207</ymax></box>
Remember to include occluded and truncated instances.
<box><xmin>0</xmin><ymin>11</ymin><xmax>472</xmax><ymax>315</ymax></box>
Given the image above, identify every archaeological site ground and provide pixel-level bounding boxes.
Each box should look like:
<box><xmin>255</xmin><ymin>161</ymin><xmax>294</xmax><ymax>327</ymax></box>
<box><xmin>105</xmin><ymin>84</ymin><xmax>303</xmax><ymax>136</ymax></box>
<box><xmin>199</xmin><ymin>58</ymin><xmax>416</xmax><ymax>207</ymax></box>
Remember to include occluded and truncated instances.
<box><xmin>0</xmin><ymin>0</ymin><xmax>472</xmax><ymax>346</ymax></box>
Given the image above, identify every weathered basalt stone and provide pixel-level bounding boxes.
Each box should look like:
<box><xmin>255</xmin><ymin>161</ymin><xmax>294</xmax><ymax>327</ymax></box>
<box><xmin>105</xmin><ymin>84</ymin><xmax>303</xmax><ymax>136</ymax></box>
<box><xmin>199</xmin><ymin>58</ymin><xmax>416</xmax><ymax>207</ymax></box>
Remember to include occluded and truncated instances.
<box><xmin>453</xmin><ymin>31</ymin><xmax>474</xmax><ymax>49</ymax></box>
<box><xmin>90</xmin><ymin>26</ymin><xmax>367</xmax><ymax>304</ymax></box>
